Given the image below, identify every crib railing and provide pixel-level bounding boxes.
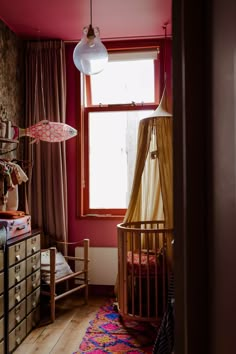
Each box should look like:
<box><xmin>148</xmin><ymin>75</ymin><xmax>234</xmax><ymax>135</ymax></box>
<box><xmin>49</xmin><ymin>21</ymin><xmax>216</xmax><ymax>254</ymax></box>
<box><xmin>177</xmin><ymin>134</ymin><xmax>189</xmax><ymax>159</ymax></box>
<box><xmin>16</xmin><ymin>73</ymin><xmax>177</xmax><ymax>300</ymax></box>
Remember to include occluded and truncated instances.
<box><xmin>117</xmin><ymin>220</ymin><xmax>173</xmax><ymax>322</ymax></box>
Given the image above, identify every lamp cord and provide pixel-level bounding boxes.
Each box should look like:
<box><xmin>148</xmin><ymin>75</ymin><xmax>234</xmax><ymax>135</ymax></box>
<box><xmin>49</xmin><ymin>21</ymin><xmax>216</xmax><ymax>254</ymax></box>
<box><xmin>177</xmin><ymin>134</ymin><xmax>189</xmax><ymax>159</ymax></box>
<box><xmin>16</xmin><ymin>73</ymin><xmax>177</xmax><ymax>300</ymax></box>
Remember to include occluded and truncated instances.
<box><xmin>163</xmin><ymin>23</ymin><xmax>167</xmax><ymax>83</ymax></box>
<box><xmin>90</xmin><ymin>0</ymin><xmax>93</xmax><ymax>25</ymax></box>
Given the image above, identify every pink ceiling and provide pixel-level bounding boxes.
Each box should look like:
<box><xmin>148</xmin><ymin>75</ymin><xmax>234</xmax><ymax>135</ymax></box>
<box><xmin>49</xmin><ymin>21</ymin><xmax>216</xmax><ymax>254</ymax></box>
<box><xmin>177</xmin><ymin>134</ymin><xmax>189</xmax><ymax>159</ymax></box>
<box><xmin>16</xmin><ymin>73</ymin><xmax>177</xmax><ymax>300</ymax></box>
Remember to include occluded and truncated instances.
<box><xmin>0</xmin><ymin>0</ymin><xmax>172</xmax><ymax>41</ymax></box>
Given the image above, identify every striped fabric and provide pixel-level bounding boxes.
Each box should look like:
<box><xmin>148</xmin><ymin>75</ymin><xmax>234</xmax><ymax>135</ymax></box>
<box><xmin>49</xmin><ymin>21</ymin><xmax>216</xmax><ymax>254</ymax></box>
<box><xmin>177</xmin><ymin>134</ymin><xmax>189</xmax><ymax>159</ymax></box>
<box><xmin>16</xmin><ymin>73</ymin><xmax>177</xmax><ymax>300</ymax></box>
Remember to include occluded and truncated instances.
<box><xmin>152</xmin><ymin>273</ymin><xmax>174</xmax><ymax>354</ymax></box>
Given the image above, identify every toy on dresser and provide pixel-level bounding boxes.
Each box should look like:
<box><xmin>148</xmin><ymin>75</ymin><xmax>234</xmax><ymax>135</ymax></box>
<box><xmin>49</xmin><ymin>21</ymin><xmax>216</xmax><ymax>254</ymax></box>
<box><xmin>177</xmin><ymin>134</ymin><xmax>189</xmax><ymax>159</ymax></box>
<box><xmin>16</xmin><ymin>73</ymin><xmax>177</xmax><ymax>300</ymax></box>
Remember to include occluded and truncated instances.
<box><xmin>0</xmin><ymin>160</ymin><xmax>28</xmax><ymax>212</ymax></box>
<box><xmin>0</xmin><ymin>158</ymin><xmax>31</xmax><ymax>244</ymax></box>
<box><xmin>0</xmin><ymin>111</ymin><xmax>31</xmax><ymax>242</ymax></box>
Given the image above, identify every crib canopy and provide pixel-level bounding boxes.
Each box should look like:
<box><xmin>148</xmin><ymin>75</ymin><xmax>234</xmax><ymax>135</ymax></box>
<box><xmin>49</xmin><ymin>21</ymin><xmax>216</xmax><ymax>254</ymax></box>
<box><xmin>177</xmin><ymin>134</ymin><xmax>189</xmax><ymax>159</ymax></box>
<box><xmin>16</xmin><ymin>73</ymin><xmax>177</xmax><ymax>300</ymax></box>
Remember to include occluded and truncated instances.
<box><xmin>124</xmin><ymin>91</ymin><xmax>173</xmax><ymax>225</ymax></box>
<box><xmin>124</xmin><ymin>87</ymin><xmax>173</xmax><ymax>268</ymax></box>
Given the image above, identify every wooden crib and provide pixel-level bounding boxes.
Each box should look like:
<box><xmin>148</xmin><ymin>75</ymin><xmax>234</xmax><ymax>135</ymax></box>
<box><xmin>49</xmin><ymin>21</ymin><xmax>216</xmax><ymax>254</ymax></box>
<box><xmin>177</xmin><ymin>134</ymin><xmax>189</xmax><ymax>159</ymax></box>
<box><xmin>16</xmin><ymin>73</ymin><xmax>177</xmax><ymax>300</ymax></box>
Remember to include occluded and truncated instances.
<box><xmin>117</xmin><ymin>220</ymin><xmax>173</xmax><ymax>322</ymax></box>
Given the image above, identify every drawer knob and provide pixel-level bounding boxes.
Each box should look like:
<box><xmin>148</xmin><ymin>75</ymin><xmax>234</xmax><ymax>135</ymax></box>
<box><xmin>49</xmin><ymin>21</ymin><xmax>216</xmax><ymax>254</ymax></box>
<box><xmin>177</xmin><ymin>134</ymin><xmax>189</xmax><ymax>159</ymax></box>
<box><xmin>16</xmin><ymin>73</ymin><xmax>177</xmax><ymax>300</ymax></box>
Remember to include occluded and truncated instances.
<box><xmin>16</xmin><ymin>337</ymin><xmax>21</xmax><ymax>345</ymax></box>
<box><xmin>15</xmin><ymin>255</ymin><xmax>21</xmax><ymax>262</ymax></box>
<box><xmin>31</xmin><ymin>247</ymin><xmax>36</xmax><ymax>254</ymax></box>
<box><xmin>15</xmin><ymin>295</ymin><xmax>21</xmax><ymax>303</ymax></box>
<box><xmin>16</xmin><ymin>315</ymin><xmax>21</xmax><ymax>323</ymax></box>
<box><xmin>15</xmin><ymin>275</ymin><xmax>21</xmax><ymax>283</ymax></box>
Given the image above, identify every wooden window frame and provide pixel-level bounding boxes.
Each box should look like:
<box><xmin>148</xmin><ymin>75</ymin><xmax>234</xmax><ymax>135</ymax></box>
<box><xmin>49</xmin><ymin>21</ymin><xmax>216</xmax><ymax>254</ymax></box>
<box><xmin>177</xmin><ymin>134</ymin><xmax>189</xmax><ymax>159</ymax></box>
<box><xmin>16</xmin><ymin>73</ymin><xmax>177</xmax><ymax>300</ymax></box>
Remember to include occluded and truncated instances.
<box><xmin>76</xmin><ymin>39</ymin><xmax>165</xmax><ymax>219</ymax></box>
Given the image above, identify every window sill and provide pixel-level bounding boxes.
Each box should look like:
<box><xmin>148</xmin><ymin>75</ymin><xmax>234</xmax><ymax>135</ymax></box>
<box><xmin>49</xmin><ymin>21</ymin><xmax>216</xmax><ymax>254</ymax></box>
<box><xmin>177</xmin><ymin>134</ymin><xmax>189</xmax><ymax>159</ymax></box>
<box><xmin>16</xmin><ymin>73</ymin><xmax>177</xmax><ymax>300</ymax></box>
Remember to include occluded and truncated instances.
<box><xmin>78</xmin><ymin>214</ymin><xmax>125</xmax><ymax>221</ymax></box>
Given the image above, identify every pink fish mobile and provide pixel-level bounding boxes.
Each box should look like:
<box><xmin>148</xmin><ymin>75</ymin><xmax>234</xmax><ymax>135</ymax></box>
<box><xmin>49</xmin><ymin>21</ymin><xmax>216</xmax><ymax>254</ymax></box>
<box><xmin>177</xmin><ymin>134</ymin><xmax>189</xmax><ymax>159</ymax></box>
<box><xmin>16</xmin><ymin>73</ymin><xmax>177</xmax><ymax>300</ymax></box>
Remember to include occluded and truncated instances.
<box><xmin>14</xmin><ymin>120</ymin><xmax>77</xmax><ymax>143</ymax></box>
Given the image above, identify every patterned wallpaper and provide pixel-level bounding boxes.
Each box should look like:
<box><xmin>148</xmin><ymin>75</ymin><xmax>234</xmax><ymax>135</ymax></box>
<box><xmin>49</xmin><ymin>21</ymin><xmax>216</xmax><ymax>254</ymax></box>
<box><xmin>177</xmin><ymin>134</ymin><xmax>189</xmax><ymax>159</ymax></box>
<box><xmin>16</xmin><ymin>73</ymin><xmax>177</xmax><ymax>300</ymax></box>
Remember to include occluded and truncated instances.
<box><xmin>0</xmin><ymin>20</ymin><xmax>25</xmax><ymax>158</ymax></box>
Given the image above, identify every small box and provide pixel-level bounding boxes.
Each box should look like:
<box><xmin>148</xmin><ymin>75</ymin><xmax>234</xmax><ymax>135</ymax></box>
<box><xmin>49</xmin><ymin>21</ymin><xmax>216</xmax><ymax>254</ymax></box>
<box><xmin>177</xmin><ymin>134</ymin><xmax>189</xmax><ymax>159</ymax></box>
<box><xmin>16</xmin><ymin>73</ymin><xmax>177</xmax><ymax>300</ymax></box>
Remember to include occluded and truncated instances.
<box><xmin>0</xmin><ymin>216</ymin><xmax>31</xmax><ymax>240</ymax></box>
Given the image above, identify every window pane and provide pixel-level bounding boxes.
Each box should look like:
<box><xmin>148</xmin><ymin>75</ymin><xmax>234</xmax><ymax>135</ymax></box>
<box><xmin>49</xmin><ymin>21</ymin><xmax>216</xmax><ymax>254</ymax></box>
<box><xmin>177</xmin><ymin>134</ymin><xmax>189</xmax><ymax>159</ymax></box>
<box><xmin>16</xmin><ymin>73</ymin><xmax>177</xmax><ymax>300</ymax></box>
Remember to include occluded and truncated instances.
<box><xmin>90</xmin><ymin>60</ymin><xmax>155</xmax><ymax>105</ymax></box>
<box><xmin>89</xmin><ymin>110</ymin><xmax>153</xmax><ymax>209</ymax></box>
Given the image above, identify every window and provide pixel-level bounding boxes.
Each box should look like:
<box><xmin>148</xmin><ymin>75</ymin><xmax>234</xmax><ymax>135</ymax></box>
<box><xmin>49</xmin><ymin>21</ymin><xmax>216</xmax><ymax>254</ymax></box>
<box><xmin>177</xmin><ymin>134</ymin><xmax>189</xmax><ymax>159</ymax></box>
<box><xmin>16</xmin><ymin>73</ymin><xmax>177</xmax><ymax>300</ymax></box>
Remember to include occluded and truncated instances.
<box><xmin>78</xmin><ymin>43</ymin><xmax>163</xmax><ymax>218</ymax></box>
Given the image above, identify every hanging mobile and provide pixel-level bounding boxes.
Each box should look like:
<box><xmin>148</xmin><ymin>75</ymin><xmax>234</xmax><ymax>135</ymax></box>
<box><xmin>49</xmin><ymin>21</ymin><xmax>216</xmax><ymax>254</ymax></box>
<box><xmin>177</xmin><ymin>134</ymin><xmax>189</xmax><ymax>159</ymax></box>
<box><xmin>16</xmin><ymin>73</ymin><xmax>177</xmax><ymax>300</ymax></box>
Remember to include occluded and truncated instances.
<box><xmin>12</xmin><ymin>120</ymin><xmax>77</xmax><ymax>144</ymax></box>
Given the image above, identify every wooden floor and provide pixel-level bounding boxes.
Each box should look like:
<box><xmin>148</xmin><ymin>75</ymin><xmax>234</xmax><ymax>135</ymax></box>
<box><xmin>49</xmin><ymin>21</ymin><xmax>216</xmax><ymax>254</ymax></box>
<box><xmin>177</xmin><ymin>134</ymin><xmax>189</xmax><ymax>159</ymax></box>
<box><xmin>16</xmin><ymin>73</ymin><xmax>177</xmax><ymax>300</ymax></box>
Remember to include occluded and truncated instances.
<box><xmin>14</xmin><ymin>294</ymin><xmax>107</xmax><ymax>354</ymax></box>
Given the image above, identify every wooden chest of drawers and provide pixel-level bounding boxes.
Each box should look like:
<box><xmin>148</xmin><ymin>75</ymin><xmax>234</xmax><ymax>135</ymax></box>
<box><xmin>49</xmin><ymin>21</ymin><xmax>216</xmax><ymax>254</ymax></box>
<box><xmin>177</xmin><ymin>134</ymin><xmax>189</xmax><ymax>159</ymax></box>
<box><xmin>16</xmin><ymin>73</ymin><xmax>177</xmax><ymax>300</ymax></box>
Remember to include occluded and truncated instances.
<box><xmin>3</xmin><ymin>230</ymin><xmax>41</xmax><ymax>354</ymax></box>
<box><xmin>0</xmin><ymin>250</ymin><xmax>4</xmax><ymax>354</ymax></box>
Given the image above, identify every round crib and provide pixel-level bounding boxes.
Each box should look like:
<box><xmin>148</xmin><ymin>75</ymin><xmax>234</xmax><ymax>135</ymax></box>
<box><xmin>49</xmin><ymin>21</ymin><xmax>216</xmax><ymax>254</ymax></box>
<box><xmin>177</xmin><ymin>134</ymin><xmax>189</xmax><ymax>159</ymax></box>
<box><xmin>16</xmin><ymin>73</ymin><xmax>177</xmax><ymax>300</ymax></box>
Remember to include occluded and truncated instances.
<box><xmin>117</xmin><ymin>220</ymin><xmax>173</xmax><ymax>322</ymax></box>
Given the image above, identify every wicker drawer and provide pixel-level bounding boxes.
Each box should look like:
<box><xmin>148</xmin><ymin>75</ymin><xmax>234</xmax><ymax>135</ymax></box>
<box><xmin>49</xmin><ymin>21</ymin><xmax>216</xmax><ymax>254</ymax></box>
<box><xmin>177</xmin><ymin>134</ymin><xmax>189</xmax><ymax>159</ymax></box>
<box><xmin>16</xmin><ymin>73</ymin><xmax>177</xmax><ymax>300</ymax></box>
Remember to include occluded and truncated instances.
<box><xmin>9</xmin><ymin>319</ymin><xmax>26</xmax><ymax>353</ymax></box>
<box><xmin>8</xmin><ymin>260</ymin><xmax>26</xmax><ymax>289</ymax></box>
<box><xmin>8</xmin><ymin>299</ymin><xmax>26</xmax><ymax>333</ymax></box>
<box><xmin>0</xmin><ymin>251</ymin><xmax>3</xmax><ymax>272</ymax></box>
<box><xmin>26</xmin><ymin>252</ymin><xmax>40</xmax><ymax>276</ymax></box>
<box><xmin>26</xmin><ymin>234</ymin><xmax>40</xmax><ymax>257</ymax></box>
<box><xmin>0</xmin><ymin>273</ymin><xmax>3</xmax><ymax>295</ymax></box>
<box><xmin>0</xmin><ymin>317</ymin><xmax>3</xmax><ymax>342</ymax></box>
<box><xmin>8</xmin><ymin>240</ymin><xmax>26</xmax><ymax>267</ymax></box>
<box><xmin>26</xmin><ymin>288</ymin><xmax>40</xmax><ymax>315</ymax></box>
<box><xmin>26</xmin><ymin>307</ymin><xmax>40</xmax><ymax>334</ymax></box>
<box><xmin>0</xmin><ymin>295</ymin><xmax>3</xmax><ymax>318</ymax></box>
<box><xmin>8</xmin><ymin>280</ymin><xmax>26</xmax><ymax>310</ymax></box>
<box><xmin>26</xmin><ymin>269</ymin><xmax>41</xmax><ymax>295</ymax></box>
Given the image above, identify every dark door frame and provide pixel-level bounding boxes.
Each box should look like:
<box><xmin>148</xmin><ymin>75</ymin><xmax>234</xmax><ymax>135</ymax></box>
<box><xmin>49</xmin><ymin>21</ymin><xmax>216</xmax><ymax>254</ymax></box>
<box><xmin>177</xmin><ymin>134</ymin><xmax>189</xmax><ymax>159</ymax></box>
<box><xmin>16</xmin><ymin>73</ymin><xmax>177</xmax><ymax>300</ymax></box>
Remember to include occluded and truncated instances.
<box><xmin>173</xmin><ymin>1</ymin><xmax>209</xmax><ymax>353</ymax></box>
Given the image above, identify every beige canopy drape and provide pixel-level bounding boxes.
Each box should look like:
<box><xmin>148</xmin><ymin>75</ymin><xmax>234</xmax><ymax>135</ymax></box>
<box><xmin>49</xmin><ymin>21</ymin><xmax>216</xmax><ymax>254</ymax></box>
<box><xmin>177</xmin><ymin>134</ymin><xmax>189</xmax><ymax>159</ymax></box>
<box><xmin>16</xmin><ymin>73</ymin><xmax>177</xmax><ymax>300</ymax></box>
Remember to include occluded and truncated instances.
<box><xmin>124</xmin><ymin>117</ymin><xmax>164</xmax><ymax>223</ymax></box>
<box><xmin>124</xmin><ymin>111</ymin><xmax>173</xmax><ymax>268</ymax></box>
<box><xmin>24</xmin><ymin>40</ymin><xmax>68</xmax><ymax>243</ymax></box>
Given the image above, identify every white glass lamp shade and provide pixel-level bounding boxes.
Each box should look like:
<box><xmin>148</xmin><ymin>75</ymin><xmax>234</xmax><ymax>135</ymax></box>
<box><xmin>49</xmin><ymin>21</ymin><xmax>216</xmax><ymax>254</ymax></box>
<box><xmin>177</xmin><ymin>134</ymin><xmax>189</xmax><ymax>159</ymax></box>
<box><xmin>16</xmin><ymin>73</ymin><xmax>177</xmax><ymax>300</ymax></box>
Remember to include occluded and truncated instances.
<box><xmin>73</xmin><ymin>26</ymin><xmax>108</xmax><ymax>75</ymax></box>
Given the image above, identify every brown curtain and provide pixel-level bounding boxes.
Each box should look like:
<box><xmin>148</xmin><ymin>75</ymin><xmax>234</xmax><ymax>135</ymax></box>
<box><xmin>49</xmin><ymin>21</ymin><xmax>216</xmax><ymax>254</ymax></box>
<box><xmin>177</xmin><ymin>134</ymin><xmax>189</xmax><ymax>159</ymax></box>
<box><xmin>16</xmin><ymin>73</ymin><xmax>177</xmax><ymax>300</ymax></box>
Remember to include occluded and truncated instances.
<box><xmin>24</xmin><ymin>40</ymin><xmax>68</xmax><ymax>243</ymax></box>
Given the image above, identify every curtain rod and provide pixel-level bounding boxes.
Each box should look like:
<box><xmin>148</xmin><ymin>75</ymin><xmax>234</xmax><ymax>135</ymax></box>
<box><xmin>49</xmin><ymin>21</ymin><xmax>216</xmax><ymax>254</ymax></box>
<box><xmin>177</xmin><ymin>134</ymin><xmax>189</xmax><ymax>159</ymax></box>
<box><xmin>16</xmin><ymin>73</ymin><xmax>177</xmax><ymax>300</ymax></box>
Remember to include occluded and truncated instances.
<box><xmin>63</xmin><ymin>35</ymin><xmax>172</xmax><ymax>44</ymax></box>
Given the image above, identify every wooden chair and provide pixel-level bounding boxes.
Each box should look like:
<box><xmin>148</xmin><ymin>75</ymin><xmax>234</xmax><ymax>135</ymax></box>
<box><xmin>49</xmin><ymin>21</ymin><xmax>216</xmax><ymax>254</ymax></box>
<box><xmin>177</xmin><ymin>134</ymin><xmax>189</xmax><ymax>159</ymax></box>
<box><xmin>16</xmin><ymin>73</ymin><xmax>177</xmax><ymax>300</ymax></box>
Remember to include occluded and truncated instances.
<box><xmin>40</xmin><ymin>238</ymin><xmax>90</xmax><ymax>323</ymax></box>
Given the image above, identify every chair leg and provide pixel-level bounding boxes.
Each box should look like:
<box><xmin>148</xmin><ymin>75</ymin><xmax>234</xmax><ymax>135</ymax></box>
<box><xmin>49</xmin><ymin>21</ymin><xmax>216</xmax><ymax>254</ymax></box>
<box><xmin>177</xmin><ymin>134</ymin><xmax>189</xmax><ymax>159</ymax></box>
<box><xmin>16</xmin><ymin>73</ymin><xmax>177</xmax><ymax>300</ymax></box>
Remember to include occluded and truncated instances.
<box><xmin>50</xmin><ymin>247</ymin><xmax>56</xmax><ymax>323</ymax></box>
<box><xmin>84</xmin><ymin>239</ymin><xmax>89</xmax><ymax>304</ymax></box>
<box><xmin>85</xmin><ymin>278</ymin><xmax>88</xmax><ymax>304</ymax></box>
<box><xmin>50</xmin><ymin>295</ymin><xmax>56</xmax><ymax>323</ymax></box>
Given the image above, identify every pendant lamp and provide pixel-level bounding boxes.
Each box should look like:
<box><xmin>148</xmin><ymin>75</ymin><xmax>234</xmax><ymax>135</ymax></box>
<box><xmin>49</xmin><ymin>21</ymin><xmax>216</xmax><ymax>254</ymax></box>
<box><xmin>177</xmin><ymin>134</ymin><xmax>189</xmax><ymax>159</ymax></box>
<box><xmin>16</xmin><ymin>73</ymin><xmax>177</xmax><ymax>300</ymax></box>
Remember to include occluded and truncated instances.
<box><xmin>73</xmin><ymin>0</ymin><xmax>108</xmax><ymax>75</ymax></box>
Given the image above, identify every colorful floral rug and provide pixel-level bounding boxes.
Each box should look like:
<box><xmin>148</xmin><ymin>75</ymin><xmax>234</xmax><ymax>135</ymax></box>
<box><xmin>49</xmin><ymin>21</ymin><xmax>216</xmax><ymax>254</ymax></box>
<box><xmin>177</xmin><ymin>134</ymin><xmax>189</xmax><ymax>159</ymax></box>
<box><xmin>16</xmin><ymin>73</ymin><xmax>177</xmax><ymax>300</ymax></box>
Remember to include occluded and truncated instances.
<box><xmin>73</xmin><ymin>301</ymin><xmax>159</xmax><ymax>354</ymax></box>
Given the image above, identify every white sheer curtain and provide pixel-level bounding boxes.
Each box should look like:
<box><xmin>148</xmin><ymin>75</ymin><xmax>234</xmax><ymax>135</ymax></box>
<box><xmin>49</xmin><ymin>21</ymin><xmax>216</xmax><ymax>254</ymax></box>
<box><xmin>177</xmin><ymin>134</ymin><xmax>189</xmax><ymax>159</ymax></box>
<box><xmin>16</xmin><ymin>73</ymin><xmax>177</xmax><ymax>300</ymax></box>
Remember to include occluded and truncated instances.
<box><xmin>124</xmin><ymin>117</ymin><xmax>164</xmax><ymax>224</ymax></box>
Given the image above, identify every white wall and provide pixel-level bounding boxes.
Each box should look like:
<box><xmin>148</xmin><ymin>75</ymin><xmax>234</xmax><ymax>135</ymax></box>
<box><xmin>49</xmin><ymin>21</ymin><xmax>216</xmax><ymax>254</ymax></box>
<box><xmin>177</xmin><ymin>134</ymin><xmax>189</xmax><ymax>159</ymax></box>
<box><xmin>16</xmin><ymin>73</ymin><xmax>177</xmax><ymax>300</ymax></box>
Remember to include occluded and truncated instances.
<box><xmin>75</xmin><ymin>247</ymin><xmax>118</xmax><ymax>285</ymax></box>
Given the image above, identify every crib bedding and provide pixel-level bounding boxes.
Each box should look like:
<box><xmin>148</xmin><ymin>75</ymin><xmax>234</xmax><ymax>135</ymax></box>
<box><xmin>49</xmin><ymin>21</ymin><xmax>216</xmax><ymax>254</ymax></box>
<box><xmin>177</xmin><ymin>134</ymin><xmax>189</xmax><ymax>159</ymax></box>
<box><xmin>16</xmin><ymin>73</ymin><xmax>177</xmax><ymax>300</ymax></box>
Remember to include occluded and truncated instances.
<box><xmin>127</xmin><ymin>250</ymin><xmax>162</xmax><ymax>276</ymax></box>
<box><xmin>126</xmin><ymin>249</ymin><xmax>165</xmax><ymax>319</ymax></box>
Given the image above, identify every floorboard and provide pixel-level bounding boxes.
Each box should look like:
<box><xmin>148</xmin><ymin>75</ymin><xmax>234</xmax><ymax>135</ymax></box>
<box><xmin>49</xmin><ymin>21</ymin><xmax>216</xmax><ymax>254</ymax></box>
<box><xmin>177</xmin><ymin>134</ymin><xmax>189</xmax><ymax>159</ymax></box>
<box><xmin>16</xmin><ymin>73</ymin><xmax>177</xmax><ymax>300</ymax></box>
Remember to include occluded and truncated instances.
<box><xmin>14</xmin><ymin>294</ymin><xmax>106</xmax><ymax>354</ymax></box>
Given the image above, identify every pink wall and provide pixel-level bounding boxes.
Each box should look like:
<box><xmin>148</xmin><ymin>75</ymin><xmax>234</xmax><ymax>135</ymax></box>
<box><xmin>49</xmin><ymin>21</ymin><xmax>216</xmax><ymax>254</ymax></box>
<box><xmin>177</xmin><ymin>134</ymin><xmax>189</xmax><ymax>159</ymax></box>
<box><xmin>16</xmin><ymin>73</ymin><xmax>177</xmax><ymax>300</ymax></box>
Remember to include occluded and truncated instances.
<box><xmin>65</xmin><ymin>41</ymin><xmax>172</xmax><ymax>248</ymax></box>
<box><xmin>65</xmin><ymin>44</ymin><xmax>123</xmax><ymax>247</ymax></box>
<box><xmin>165</xmin><ymin>39</ymin><xmax>173</xmax><ymax>112</ymax></box>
